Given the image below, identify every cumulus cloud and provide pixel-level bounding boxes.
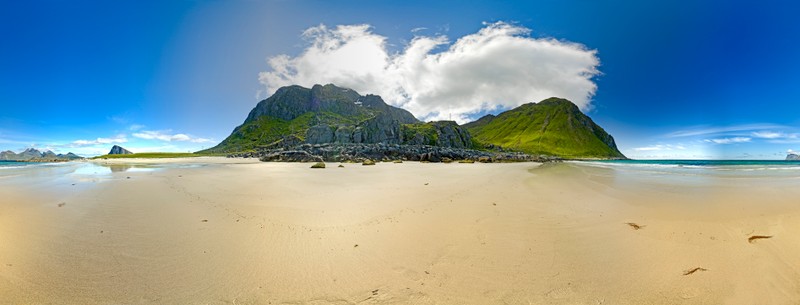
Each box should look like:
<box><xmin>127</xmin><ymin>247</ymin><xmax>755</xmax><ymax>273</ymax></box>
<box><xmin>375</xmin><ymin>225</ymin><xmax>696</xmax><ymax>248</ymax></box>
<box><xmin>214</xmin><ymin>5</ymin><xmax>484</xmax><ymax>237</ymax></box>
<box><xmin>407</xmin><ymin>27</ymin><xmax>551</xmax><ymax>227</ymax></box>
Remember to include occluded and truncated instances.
<box><xmin>71</xmin><ymin>134</ymin><xmax>127</xmax><ymax>146</ymax></box>
<box><xmin>258</xmin><ymin>22</ymin><xmax>600</xmax><ymax>123</ymax></box>
<box><xmin>704</xmin><ymin>137</ymin><xmax>751</xmax><ymax>144</ymax></box>
<box><xmin>132</xmin><ymin>131</ymin><xmax>212</xmax><ymax>143</ymax></box>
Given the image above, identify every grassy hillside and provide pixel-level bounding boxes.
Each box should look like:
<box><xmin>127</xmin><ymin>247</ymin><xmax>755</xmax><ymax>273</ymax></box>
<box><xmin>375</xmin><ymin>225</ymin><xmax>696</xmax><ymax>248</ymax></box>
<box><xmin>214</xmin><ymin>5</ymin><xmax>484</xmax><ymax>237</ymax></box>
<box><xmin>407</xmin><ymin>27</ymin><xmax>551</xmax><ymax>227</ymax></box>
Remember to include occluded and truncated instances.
<box><xmin>465</xmin><ymin>98</ymin><xmax>625</xmax><ymax>159</ymax></box>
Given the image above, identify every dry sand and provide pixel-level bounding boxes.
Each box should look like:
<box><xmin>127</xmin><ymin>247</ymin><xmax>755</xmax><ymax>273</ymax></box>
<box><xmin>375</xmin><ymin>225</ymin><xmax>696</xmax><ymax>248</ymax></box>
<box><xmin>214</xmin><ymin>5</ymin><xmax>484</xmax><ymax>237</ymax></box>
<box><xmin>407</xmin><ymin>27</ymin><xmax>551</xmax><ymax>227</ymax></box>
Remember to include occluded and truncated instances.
<box><xmin>1</xmin><ymin>158</ymin><xmax>799</xmax><ymax>304</ymax></box>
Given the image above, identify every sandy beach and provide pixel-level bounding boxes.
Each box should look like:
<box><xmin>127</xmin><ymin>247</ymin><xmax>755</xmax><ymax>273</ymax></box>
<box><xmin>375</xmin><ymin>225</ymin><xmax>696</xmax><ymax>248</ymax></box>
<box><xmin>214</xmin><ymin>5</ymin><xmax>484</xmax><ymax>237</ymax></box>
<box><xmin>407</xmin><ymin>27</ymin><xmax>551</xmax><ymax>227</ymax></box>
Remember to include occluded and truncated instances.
<box><xmin>1</xmin><ymin>158</ymin><xmax>799</xmax><ymax>304</ymax></box>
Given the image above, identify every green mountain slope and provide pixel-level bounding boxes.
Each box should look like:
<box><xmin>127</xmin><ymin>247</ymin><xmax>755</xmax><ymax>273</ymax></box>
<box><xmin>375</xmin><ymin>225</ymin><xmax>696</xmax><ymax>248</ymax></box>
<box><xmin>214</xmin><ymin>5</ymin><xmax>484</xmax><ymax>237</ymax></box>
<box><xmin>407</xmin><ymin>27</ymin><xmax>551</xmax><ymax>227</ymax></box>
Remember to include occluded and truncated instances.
<box><xmin>464</xmin><ymin>98</ymin><xmax>625</xmax><ymax>159</ymax></box>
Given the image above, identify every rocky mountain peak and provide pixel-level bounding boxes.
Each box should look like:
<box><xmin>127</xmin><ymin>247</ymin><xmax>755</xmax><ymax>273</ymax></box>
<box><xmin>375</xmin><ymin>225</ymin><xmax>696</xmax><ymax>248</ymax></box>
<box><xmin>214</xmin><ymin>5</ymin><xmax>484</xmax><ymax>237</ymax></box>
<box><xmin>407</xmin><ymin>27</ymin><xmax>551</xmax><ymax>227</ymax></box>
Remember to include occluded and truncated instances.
<box><xmin>109</xmin><ymin>145</ymin><xmax>133</xmax><ymax>155</ymax></box>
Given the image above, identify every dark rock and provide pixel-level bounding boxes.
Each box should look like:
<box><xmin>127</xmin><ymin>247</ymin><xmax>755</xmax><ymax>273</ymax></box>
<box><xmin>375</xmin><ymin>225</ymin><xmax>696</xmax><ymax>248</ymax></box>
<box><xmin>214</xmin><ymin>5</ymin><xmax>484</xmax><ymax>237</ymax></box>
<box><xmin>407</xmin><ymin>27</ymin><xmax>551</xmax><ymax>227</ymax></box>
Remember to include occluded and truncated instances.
<box><xmin>787</xmin><ymin>153</ymin><xmax>800</xmax><ymax>161</ymax></box>
<box><xmin>258</xmin><ymin>151</ymin><xmax>322</xmax><ymax>162</ymax></box>
<box><xmin>241</xmin><ymin>143</ymin><xmax>555</xmax><ymax>164</ymax></box>
<box><xmin>310</xmin><ymin>162</ymin><xmax>326</xmax><ymax>168</ymax></box>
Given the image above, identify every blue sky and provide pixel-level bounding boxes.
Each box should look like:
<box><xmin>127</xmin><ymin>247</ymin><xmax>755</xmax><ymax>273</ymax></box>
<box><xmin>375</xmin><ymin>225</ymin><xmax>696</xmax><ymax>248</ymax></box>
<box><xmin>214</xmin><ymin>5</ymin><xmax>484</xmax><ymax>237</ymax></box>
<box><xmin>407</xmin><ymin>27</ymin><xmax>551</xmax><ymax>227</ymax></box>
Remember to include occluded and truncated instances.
<box><xmin>1</xmin><ymin>0</ymin><xmax>799</xmax><ymax>158</ymax></box>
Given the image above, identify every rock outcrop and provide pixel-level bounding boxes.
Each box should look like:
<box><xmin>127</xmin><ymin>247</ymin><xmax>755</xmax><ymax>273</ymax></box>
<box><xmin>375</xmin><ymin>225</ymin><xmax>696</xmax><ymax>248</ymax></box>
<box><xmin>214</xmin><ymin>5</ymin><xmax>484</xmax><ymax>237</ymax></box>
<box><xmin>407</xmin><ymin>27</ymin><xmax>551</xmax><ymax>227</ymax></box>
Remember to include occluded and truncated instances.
<box><xmin>787</xmin><ymin>153</ymin><xmax>800</xmax><ymax>161</ymax></box>
<box><xmin>108</xmin><ymin>145</ymin><xmax>133</xmax><ymax>155</ymax></box>
<box><xmin>232</xmin><ymin>143</ymin><xmax>560</xmax><ymax>163</ymax></box>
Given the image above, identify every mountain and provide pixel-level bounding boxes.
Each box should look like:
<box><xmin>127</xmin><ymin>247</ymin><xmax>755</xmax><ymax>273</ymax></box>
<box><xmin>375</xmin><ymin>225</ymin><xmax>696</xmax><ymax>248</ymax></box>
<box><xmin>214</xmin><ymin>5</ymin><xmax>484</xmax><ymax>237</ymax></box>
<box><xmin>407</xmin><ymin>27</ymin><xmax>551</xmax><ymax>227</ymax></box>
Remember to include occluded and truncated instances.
<box><xmin>202</xmin><ymin>84</ymin><xmax>473</xmax><ymax>153</ymax></box>
<box><xmin>787</xmin><ymin>153</ymin><xmax>800</xmax><ymax>161</ymax></box>
<box><xmin>18</xmin><ymin>148</ymin><xmax>44</xmax><ymax>160</ymax></box>
<box><xmin>0</xmin><ymin>148</ymin><xmax>83</xmax><ymax>161</ymax></box>
<box><xmin>464</xmin><ymin>98</ymin><xmax>625</xmax><ymax>159</ymax></box>
<box><xmin>108</xmin><ymin>145</ymin><xmax>133</xmax><ymax>155</ymax></box>
<box><xmin>0</xmin><ymin>150</ymin><xmax>16</xmax><ymax>160</ymax></box>
<box><xmin>62</xmin><ymin>152</ymin><xmax>82</xmax><ymax>159</ymax></box>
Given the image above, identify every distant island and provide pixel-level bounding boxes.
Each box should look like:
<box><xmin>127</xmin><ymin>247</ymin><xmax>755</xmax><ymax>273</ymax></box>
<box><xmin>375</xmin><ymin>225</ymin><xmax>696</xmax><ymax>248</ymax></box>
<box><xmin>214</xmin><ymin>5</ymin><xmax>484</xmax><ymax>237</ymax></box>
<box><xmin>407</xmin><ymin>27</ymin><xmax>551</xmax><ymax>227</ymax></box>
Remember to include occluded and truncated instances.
<box><xmin>200</xmin><ymin>84</ymin><xmax>625</xmax><ymax>162</ymax></box>
<box><xmin>787</xmin><ymin>153</ymin><xmax>799</xmax><ymax>161</ymax></box>
<box><xmin>0</xmin><ymin>148</ymin><xmax>83</xmax><ymax>162</ymax></box>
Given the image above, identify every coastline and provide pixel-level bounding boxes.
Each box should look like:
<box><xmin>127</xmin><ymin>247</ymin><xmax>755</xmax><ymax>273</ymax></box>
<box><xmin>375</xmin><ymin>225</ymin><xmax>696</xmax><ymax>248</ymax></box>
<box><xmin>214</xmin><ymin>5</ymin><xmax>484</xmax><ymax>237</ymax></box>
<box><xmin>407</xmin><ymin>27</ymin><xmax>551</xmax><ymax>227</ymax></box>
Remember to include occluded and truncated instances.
<box><xmin>1</xmin><ymin>159</ymin><xmax>798</xmax><ymax>304</ymax></box>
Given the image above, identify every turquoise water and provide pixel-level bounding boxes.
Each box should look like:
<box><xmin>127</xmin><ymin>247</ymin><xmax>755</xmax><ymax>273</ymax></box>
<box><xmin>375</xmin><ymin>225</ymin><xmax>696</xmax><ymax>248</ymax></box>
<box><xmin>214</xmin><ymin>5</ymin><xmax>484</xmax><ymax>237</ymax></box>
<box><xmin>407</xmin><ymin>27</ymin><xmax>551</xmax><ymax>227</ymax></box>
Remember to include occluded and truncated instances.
<box><xmin>590</xmin><ymin>159</ymin><xmax>800</xmax><ymax>167</ymax></box>
<box><xmin>572</xmin><ymin>159</ymin><xmax>800</xmax><ymax>180</ymax></box>
<box><xmin>0</xmin><ymin>161</ymin><xmax>37</xmax><ymax>168</ymax></box>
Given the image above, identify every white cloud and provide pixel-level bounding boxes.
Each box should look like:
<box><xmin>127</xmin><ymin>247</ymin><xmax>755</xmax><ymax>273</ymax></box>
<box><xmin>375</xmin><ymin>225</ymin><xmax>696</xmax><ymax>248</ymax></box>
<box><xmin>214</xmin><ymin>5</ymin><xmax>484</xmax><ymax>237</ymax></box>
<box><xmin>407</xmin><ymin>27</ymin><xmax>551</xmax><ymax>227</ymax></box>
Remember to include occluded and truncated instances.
<box><xmin>128</xmin><ymin>124</ymin><xmax>145</xmax><ymax>131</ymax></box>
<box><xmin>132</xmin><ymin>130</ymin><xmax>212</xmax><ymax>143</ymax></box>
<box><xmin>258</xmin><ymin>22</ymin><xmax>600</xmax><ymax>123</ymax></box>
<box><xmin>704</xmin><ymin>137</ymin><xmax>751</xmax><ymax>144</ymax></box>
<box><xmin>634</xmin><ymin>145</ymin><xmax>666</xmax><ymax>151</ymax></box>
<box><xmin>751</xmin><ymin>131</ymin><xmax>783</xmax><ymax>139</ymax></box>
<box><xmin>71</xmin><ymin>134</ymin><xmax>127</xmax><ymax>146</ymax></box>
<box><xmin>666</xmin><ymin>124</ymin><xmax>785</xmax><ymax>138</ymax></box>
<box><xmin>632</xmin><ymin>144</ymin><xmax>687</xmax><ymax>151</ymax></box>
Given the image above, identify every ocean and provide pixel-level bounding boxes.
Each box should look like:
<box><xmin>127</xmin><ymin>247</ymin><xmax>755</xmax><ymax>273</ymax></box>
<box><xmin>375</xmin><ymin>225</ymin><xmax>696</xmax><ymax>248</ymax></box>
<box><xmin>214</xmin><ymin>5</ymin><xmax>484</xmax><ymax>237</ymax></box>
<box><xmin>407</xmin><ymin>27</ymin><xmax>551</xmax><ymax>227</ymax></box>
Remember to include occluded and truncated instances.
<box><xmin>0</xmin><ymin>161</ymin><xmax>38</xmax><ymax>168</ymax></box>
<box><xmin>571</xmin><ymin>159</ymin><xmax>800</xmax><ymax>179</ymax></box>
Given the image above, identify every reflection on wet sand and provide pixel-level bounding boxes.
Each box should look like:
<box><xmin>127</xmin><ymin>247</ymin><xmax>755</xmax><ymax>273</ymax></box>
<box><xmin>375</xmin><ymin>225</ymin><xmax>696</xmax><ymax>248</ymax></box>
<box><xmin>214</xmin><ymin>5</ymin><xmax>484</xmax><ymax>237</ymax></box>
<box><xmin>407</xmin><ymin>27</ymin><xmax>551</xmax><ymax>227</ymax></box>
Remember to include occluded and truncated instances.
<box><xmin>105</xmin><ymin>164</ymin><xmax>133</xmax><ymax>172</ymax></box>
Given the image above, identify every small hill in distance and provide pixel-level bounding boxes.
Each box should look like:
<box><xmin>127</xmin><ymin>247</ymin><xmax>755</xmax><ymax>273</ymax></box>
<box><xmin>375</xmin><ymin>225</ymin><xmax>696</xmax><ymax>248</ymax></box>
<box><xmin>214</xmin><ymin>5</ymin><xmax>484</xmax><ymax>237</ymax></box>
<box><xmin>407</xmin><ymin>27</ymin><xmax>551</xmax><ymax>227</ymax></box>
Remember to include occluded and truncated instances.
<box><xmin>109</xmin><ymin>145</ymin><xmax>133</xmax><ymax>155</ymax></box>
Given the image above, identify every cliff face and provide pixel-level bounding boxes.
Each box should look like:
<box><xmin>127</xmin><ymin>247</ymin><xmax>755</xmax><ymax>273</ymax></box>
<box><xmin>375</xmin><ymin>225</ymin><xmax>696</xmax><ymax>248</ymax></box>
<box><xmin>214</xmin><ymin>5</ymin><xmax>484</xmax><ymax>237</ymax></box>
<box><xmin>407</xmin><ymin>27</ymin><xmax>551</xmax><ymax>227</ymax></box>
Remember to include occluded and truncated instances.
<box><xmin>202</xmin><ymin>84</ymin><xmax>471</xmax><ymax>153</ymax></box>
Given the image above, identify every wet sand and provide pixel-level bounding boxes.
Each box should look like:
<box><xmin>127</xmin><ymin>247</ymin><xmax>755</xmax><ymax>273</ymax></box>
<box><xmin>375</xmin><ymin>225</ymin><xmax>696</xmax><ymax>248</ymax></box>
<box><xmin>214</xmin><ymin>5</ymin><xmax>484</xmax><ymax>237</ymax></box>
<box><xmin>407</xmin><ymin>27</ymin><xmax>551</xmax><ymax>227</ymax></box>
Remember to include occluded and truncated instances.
<box><xmin>0</xmin><ymin>158</ymin><xmax>798</xmax><ymax>304</ymax></box>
